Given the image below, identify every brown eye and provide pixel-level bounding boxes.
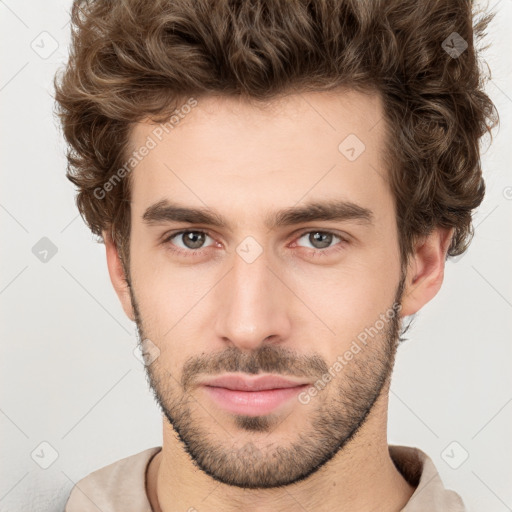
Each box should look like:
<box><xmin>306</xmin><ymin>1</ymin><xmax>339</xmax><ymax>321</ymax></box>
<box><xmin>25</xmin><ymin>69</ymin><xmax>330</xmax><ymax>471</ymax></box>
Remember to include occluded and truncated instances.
<box><xmin>165</xmin><ymin>230</ymin><xmax>214</xmax><ymax>253</ymax></box>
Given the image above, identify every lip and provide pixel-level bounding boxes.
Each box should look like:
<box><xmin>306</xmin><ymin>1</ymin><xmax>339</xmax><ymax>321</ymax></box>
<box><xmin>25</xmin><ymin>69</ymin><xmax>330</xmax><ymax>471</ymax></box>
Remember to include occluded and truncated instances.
<box><xmin>200</xmin><ymin>374</ymin><xmax>310</xmax><ymax>417</ymax></box>
<box><xmin>201</xmin><ymin>374</ymin><xmax>310</xmax><ymax>391</ymax></box>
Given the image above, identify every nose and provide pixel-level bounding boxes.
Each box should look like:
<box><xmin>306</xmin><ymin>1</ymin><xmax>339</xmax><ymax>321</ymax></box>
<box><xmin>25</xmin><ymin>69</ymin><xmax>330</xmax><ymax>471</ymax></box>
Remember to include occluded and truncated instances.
<box><xmin>213</xmin><ymin>245</ymin><xmax>292</xmax><ymax>351</ymax></box>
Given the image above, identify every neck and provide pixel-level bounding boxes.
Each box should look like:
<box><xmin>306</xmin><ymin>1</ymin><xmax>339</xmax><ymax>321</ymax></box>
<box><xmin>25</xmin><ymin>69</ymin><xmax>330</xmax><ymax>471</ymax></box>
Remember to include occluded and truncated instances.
<box><xmin>146</xmin><ymin>389</ymin><xmax>416</xmax><ymax>512</ymax></box>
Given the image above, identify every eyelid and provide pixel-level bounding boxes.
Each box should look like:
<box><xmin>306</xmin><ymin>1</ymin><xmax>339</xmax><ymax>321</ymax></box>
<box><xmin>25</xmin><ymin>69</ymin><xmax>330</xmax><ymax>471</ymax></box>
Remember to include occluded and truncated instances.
<box><xmin>162</xmin><ymin>229</ymin><xmax>217</xmax><ymax>250</ymax></box>
<box><xmin>292</xmin><ymin>228</ymin><xmax>350</xmax><ymax>244</ymax></box>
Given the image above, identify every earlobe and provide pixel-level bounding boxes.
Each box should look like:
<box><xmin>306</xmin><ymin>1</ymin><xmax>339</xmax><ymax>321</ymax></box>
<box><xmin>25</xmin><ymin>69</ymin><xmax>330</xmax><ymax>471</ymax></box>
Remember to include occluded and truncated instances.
<box><xmin>400</xmin><ymin>227</ymin><xmax>454</xmax><ymax>317</ymax></box>
<box><xmin>103</xmin><ymin>230</ymin><xmax>135</xmax><ymax>322</ymax></box>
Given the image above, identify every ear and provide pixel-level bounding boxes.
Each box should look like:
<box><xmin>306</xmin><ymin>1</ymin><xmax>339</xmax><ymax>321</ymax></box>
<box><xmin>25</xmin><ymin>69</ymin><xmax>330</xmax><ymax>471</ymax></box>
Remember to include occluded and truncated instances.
<box><xmin>103</xmin><ymin>230</ymin><xmax>135</xmax><ymax>322</ymax></box>
<box><xmin>400</xmin><ymin>226</ymin><xmax>455</xmax><ymax>317</ymax></box>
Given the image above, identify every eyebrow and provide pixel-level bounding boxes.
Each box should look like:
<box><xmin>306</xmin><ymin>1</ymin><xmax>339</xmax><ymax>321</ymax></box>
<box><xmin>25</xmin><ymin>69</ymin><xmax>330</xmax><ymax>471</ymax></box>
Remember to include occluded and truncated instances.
<box><xmin>142</xmin><ymin>199</ymin><xmax>374</xmax><ymax>230</ymax></box>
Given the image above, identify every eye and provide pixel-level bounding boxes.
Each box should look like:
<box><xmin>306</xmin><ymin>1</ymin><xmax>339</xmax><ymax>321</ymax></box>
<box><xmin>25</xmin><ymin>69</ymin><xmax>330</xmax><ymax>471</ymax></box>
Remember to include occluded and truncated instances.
<box><xmin>163</xmin><ymin>230</ymin><xmax>215</xmax><ymax>255</ymax></box>
<box><xmin>162</xmin><ymin>229</ymin><xmax>348</xmax><ymax>258</ymax></box>
<box><xmin>294</xmin><ymin>230</ymin><xmax>347</xmax><ymax>255</ymax></box>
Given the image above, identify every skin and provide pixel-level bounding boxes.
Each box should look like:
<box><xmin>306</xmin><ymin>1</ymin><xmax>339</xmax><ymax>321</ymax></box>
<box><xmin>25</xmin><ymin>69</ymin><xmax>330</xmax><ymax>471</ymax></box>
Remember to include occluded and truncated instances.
<box><xmin>103</xmin><ymin>89</ymin><xmax>453</xmax><ymax>512</ymax></box>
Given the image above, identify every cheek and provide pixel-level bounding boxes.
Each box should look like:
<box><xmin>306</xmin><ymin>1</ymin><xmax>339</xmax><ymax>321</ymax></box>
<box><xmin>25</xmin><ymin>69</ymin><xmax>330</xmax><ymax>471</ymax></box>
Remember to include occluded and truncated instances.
<box><xmin>132</xmin><ymin>276</ymin><xmax>200</xmax><ymax>380</ymax></box>
<box><xmin>129</xmin><ymin>246</ymin><xmax>221</xmax><ymax>369</ymax></box>
<box><xmin>284</xmin><ymin>254</ymin><xmax>400</xmax><ymax>358</ymax></box>
<box><xmin>132</xmin><ymin>266</ymin><xmax>211</xmax><ymax>336</ymax></box>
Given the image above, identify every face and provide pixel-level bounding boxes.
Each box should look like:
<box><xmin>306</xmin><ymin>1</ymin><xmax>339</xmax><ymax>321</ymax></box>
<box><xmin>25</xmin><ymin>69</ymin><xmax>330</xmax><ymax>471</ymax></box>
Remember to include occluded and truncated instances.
<box><xmin>119</xmin><ymin>89</ymin><xmax>409</xmax><ymax>488</ymax></box>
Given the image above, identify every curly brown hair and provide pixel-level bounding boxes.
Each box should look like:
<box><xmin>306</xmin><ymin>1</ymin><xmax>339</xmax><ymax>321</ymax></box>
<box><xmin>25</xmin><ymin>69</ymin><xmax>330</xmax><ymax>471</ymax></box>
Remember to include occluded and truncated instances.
<box><xmin>53</xmin><ymin>0</ymin><xmax>498</xmax><ymax>268</ymax></box>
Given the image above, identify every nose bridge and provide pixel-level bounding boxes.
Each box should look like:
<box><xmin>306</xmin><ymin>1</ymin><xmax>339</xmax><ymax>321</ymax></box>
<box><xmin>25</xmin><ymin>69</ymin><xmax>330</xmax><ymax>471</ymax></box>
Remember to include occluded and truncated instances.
<box><xmin>214</xmin><ymin>244</ymin><xmax>291</xmax><ymax>350</ymax></box>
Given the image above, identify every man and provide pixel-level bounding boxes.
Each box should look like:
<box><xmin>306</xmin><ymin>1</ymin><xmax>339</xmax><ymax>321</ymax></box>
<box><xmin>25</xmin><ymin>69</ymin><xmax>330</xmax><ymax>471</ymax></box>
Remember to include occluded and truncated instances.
<box><xmin>55</xmin><ymin>0</ymin><xmax>498</xmax><ymax>510</ymax></box>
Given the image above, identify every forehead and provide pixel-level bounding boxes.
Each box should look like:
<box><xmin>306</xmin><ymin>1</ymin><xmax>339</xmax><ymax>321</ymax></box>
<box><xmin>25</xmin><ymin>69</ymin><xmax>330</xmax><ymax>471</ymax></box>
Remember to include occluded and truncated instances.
<box><xmin>127</xmin><ymin>89</ymin><xmax>391</xmax><ymax>227</ymax></box>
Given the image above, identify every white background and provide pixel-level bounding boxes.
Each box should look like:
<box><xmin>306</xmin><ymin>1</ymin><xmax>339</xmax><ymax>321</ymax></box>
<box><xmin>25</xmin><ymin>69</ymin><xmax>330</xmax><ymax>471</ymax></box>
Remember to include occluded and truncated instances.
<box><xmin>0</xmin><ymin>0</ymin><xmax>511</xmax><ymax>510</ymax></box>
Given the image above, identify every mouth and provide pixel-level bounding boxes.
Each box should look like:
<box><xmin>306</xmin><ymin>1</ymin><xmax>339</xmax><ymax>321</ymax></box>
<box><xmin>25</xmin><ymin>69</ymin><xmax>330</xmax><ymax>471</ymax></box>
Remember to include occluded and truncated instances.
<box><xmin>200</xmin><ymin>374</ymin><xmax>310</xmax><ymax>416</ymax></box>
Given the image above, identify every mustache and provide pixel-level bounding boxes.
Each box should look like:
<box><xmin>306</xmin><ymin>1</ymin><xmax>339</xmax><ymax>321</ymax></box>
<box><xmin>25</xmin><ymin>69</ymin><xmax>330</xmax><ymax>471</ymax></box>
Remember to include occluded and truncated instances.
<box><xmin>181</xmin><ymin>345</ymin><xmax>329</xmax><ymax>391</ymax></box>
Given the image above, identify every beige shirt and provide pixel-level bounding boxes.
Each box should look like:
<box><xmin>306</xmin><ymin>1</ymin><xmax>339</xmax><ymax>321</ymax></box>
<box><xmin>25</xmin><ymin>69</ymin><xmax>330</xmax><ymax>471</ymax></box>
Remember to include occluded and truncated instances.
<box><xmin>65</xmin><ymin>444</ymin><xmax>467</xmax><ymax>511</ymax></box>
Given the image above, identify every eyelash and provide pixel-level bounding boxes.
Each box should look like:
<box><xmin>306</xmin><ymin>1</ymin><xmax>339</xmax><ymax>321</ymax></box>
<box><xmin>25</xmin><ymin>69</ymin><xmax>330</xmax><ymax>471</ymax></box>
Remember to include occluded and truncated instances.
<box><xmin>161</xmin><ymin>229</ymin><xmax>348</xmax><ymax>258</ymax></box>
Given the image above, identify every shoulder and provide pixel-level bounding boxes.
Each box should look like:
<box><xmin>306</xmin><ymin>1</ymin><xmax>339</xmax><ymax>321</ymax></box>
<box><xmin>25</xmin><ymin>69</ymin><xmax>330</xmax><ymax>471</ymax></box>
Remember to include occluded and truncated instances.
<box><xmin>65</xmin><ymin>446</ymin><xmax>162</xmax><ymax>512</ymax></box>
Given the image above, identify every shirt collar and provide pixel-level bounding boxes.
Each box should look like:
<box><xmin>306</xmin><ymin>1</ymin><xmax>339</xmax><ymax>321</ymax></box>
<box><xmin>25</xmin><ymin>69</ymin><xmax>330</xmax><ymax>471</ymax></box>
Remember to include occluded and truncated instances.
<box><xmin>389</xmin><ymin>444</ymin><xmax>467</xmax><ymax>511</ymax></box>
